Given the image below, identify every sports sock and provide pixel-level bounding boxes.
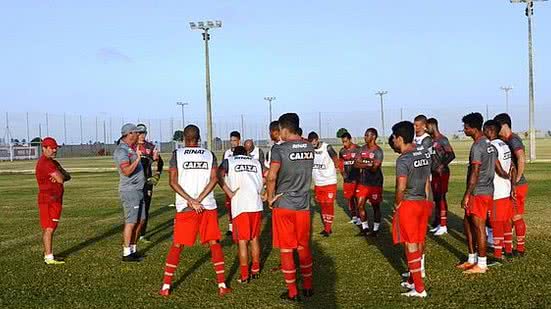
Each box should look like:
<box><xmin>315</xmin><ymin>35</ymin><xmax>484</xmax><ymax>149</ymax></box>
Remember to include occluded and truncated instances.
<box><xmin>298</xmin><ymin>247</ymin><xmax>313</xmax><ymax>290</ymax></box>
<box><xmin>130</xmin><ymin>244</ymin><xmax>137</xmax><ymax>254</ymax></box>
<box><xmin>322</xmin><ymin>202</ymin><xmax>334</xmax><ymax>232</ymax></box>
<box><xmin>478</xmin><ymin>256</ymin><xmax>487</xmax><ymax>269</ymax></box>
<box><xmin>513</xmin><ymin>219</ymin><xmax>526</xmax><ymax>253</ymax></box>
<box><xmin>348</xmin><ymin>200</ymin><xmax>357</xmax><ymax>218</ymax></box>
<box><xmin>468</xmin><ymin>253</ymin><xmax>477</xmax><ymax>264</ymax></box>
<box><xmin>280</xmin><ymin>251</ymin><xmax>298</xmax><ymax>297</ymax></box>
<box><xmin>240</xmin><ymin>265</ymin><xmax>249</xmax><ymax>280</ymax></box>
<box><xmin>361</xmin><ymin>221</ymin><xmax>369</xmax><ymax>230</ymax></box>
<box><xmin>228</xmin><ymin>223</ymin><xmax>233</xmax><ymax>232</ymax></box>
<box><xmin>406</xmin><ymin>250</ymin><xmax>425</xmax><ymax>293</ymax></box>
<box><xmin>44</xmin><ymin>254</ymin><xmax>54</xmax><ymax>260</ymax></box>
<box><xmin>163</xmin><ymin>245</ymin><xmax>182</xmax><ymax>286</ymax></box>
<box><xmin>504</xmin><ymin>222</ymin><xmax>513</xmax><ymax>254</ymax></box>
<box><xmin>421</xmin><ymin>254</ymin><xmax>425</xmax><ymax>273</ymax></box>
<box><xmin>492</xmin><ymin>221</ymin><xmax>504</xmax><ymax>259</ymax></box>
<box><xmin>123</xmin><ymin>246</ymin><xmax>132</xmax><ymax>257</ymax></box>
<box><xmin>439</xmin><ymin>198</ymin><xmax>448</xmax><ymax>227</ymax></box>
<box><xmin>373</xmin><ymin>222</ymin><xmax>380</xmax><ymax>232</ymax></box>
<box><xmin>210</xmin><ymin>243</ymin><xmax>226</xmax><ymax>284</ymax></box>
<box><xmin>251</xmin><ymin>261</ymin><xmax>260</xmax><ymax>274</ymax></box>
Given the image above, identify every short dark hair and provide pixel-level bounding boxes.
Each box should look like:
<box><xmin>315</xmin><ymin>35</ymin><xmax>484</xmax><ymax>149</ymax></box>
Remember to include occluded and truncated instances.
<box><xmin>184</xmin><ymin>125</ymin><xmax>200</xmax><ymax>142</ymax></box>
<box><xmin>388</xmin><ymin>135</ymin><xmax>396</xmax><ymax>151</ymax></box>
<box><xmin>462</xmin><ymin>112</ymin><xmax>484</xmax><ymax>130</ymax></box>
<box><xmin>483</xmin><ymin>120</ymin><xmax>501</xmax><ymax>134</ymax></box>
<box><xmin>233</xmin><ymin>146</ymin><xmax>247</xmax><ymax>156</ymax></box>
<box><xmin>307</xmin><ymin>131</ymin><xmax>319</xmax><ymax>142</ymax></box>
<box><xmin>297</xmin><ymin>127</ymin><xmax>303</xmax><ymax>136</ymax></box>
<box><xmin>427</xmin><ymin>118</ymin><xmax>438</xmax><ymax>127</ymax></box>
<box><xmin>392</xmin><ymin>121</ymin><xmax>414</xmax><ymax>144</ymax></box>
<box><xmin>494</xmin><ymin>113</ymin><xmax>512</xmax><ymax>129</ymax></box>
<box><xmin>414</xmin><ymin>114</ymin><xmax>427</xmax><ymax>123</ymax></box>
<box><xmin>341</xmin><ymin>132</ymin><xmax>352</xmax><ymax>140</ymax></box>
<box><xmin>366</xmin><ymin>128</ymin><xmax>378</xmax><ymax>138</ymax></box>
<box><xmin>269</xmin><ymin>121</ymin><xmax>280</xmax><ymax>132</ymax></box>
<box><xmin>230</xmin><ymin>131</ymin><xmax>241</xmax><ymax>139</ymax></box>
<box><xmin>278</xmin><ymin>113</ymin><xmax>299</xmax><ymax>134</ymax></box>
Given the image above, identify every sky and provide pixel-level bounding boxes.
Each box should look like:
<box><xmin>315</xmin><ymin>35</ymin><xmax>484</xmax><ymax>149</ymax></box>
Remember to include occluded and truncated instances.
<box><xmin>1</xmin><ymin>0</ymin><xmax>550</xmax><ymax>140</ymax></box>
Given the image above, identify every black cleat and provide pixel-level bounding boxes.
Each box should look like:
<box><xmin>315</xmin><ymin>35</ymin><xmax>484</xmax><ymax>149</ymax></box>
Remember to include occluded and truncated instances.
<box><xmin>504</xmin><ymin>253</ymin><xmax>514</xmax><ymax>261</ymax></box>
<box><xmin>122</xmin><ymin>253</ymin><xmax>143</xmax><ymax>262</ymax></box>
<box><xmin>237</xmin><ymin>276</ymin><xmax>250</xmax><ymax>284</ymax></box>
<box><xmin>514</xmin><ymin>251</ymin><xmax>526</xmax><ymax>258</ymax></box>
<box><xmin>226</xmin><ymin>230</ymin><xmax>233</xmax><ymax>237</ymax></box>
<box><xmin>366</xmin><ymin>230</ymin><xmax>378</xmax><ymax>237</ymax></box>
<box><xmin>320</xmin><ymin>230</ymin><xmax>330</xmax><ymax>237</ymax></box>
<box><xmin>251</xmin><ymin>273</ymin><xmax>260</xmax><ymax>280</ymax></box>
<box><xmin>302</xmin><ymin>289</ymin><xmax>314</xmax><ymax>297</ymax></box>
<box><xmin>355</xmin><ymin>229</ymin><xmax>368</xmax><ymax>237</ymax></box>
<box><xmin>280</xmin><ymin>291</ymin><xmax>301</xmax><ymax>302</ymax></box>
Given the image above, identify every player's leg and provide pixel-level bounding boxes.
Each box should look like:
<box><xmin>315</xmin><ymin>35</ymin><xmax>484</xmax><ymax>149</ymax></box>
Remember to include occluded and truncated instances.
<box><xmin>435</xmin><ymin>193</ymin><xmax>449</xmax><ymax>235</ymax></box>
<box><xmin>273</xmin><ymin>208</ymin><xmax>300</xmax><ymax>300</ymax></box>
<box><xmin>159</xmin><ymin>243</ymin><xmax>183</xmax><ymax>295</ymax></box>
<box><xmin>402</xmin><ymin>242</ymin><xmax>427</xmax><ymax>297</ymax></box>
<box><xmin>280</xmin><ymin>248</ymin><xmax>299</xmax><ymax>299</ymax></box>
<box><xmin>41</xmin><ymin>202</ymin><xmax>64</xmax><ymax>264</ymax></box>
<box><xmin>201</xmin><ymin>210</ymin><xmax>230</xmax><ymax>294</ymax></box>
<box><xmin>250</xmin><ymin>237</ymin><xmax>261</xmax><ymax>279</ymax></box>
<box><xmin>464</xmin><ymin>215</ymin><xmax>488</xmax><ymax>273</ymax></box>
<box><xmin>492</xmin><ymin>220</ymin><xmax>504</xmax><ymax>260</ymax></box>
<box><xmin>512</xmin><ymin>184</ymin><xmax>528</xmax><ymax>255</ymax></box>
<box><xmin>140</xmin><ymin>184</ymin><xmax>153</xmax><ymax>242</ymax></box>
<box><xmin>430</xmin><ymin>176</ymin><xmax>441</xmax><ymax>230</ymax></box>
<box><xmin>504</xmin><ymin>220</ymin><xmax>514</xmax><ymax>257</ymax></box>
<box><xmin>366</xmin><ymin>188</ymin><xmax>382</xmax><ymax>236</ymax></box>
<box><xmin>238</xmin><ymin>240</ymin><xmax>250</xmax><ymax>283</ymax></box>
<box><xmin>356</xmin><ymin>193</ymin><xmax>370</xmax><ymax>235</ymax></box>
<box><xmin>225</xmin><ymin>195</ymin><xmax>233</xmax><ymax>236</ymax></box>
<box><xmin>457</xmin><ymin>215</ymin><xmax>476</xmax><ymax>269</ymax></box>
<box><xmin>131</xmin><ymin>194</ymin><xmax>146</xmax><ymax>255</ymax></box>
<box><xmin>296</xmin><ymin>210</ymin><xmax>313</xmax><ymax>297</ymax></box>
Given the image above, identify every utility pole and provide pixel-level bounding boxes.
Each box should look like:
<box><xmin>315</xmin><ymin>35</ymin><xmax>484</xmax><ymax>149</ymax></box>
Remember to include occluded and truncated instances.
<box><xmin>190</xmin><ymin>20</ymin><xmax>222</xmax><ymax>150</ymax></box>
<box><xmin>241</xmin><ymin>114</ymin><xmax>245</xmax><ymax>138</ymax></box>
<box><xmin>79</xmin><ymin>115</ymin><xmax>83</xmax><ymax>144</ymax></box>
<box><xmin>318</xmin><ymin>112</ymin><xmax>322</xmax><ymax>138</ymax></box>
<box><xmin>486</xmin><ymin>104</ymin><xmax>490</xmax><ymax>120</ymax></box>
<box><xmin>400</xmin><ymin>107</ymin><xmax>404</xmax><ymax>121</ymax></box>
<box><xmin>45</xmin><ymin>113</ymin><xmax>49</xmax><ymax>136</ymax></box>
<box><xmin>500</xmin><ymin>86</ymin><xmax>513</xmax><ymax>113</ymax></box>
<box><xmin>176</xmin><ymin>102</ymin><xmax>189</xmax><ymax>128</ymax></box>
<box><xmin>511</xmin><ymin>0</ymin><xmax>546</xmax><ymax>161</ymax></box>
<box><xmin>95</xmin><ymin>116</ymin><xmax>98</xmax><ymax>143</ymax></box>
<box><xmin>26</xmin><ymin>112</ymin><xmax>30</xmax><ymax>143</ymax></box>
<box><xmin>264</xmin><ymin>96</ymin><xmax>276</xmax><ymax>125</ymax></box>
<box><xmin>63</xmin><ymin>113</ymin><xmax>67</xmax><ymax>144</ymax></box>
<box><xmin>376</xmin><ymin>91</ymin><xmax>388</xmax><ymax>145</ymax></box>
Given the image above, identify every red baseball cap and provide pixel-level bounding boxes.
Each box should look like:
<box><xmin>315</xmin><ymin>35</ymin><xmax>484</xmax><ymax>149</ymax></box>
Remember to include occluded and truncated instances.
<box><xmin>42</xmin><ymin>137</ymin><xmax>59</xmax><ymax>149</ymax></box>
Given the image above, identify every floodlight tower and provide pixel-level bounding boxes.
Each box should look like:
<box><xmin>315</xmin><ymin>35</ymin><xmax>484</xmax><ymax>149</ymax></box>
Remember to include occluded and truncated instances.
<box><xmin>500</xmin><ymin>86</ymin><xmax>513</xmax><ymax>113</ymax></box>
<box><xmin>176</xmin><ymin>102</ymin><xmax>189</xmax><ymax>128</ymax></box>
<box><xmin>264</xmin><ymin>96</ymin><xmax>276</xmax><ymax>122</ymax></box>
<box><xmin>510</xmin><ymin>0</ymin><xmax>547</xmax><ymax>161</ymax></box>
<box><xmin>375</xmin><ymin>91</ymin><xmax>388</xmax><ymax>145</ymax></box>
<box><xmin>189</xmin><ymin>20</ymin><xmax>222</xmax><ymax>150</ymax></box>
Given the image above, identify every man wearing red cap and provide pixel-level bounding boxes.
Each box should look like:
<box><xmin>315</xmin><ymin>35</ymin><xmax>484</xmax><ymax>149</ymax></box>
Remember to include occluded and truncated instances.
<box><xmin>35</xmin><ymin>137</ymin><xmax>71</xmax><ymax>265</ymax></box>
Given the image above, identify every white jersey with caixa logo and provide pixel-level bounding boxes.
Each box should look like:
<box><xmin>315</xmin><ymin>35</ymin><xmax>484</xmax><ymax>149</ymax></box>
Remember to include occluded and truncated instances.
<box><xmin>222</xmin><ymin>155</ymin><xmax>264</xmax><ymax>218</ymax></box>
<box><xmin>174</xmin><ymin>147</ymin><xmax>217</xmax><ymax>212</ymax></box>
<box><xmin>312</xmin><ymin>142</ymin><xmax>338</xmax><ymax>186</ymax></box>
<box><xmin>491</xmin><ymin>139</ymin><xmax>512</xmax><ymax>200</ymax></box>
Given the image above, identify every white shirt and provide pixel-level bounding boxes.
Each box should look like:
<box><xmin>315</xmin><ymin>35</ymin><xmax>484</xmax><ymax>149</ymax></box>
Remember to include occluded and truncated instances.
<box><xmin>224</xmin><ymin>148</ymin><xmax>234</xmax><ymax>160</ymax></box>
<box><xmin>312</xmin><ymin>142</ymin><xmax>338</xmax><ymax>186</ymax></box>
<box><xmin>175</xmin><ymin>147</ymin><xmax>217</xmax><ymax>212</ymax></box>
<box><xmin>224</xmin><ymin>155</ymin><xmax>264</xmax><ymax>218</ymax></box>
<box><xmin>265</xmin><ymin>140</ymin><xmax>283</xmax><ymax>169</ymax></box>
<box><xmin>491</xmin><ymin>139</ymin><xmax>512</xmax><ymax>200</ymax></box>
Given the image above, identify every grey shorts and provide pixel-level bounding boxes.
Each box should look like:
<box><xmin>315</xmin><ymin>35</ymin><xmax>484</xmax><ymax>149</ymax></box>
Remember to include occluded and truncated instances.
<box><xmin>120</xmin><ymin>190</ymin><xmax>145</xmax><ymax>224</ymax></box>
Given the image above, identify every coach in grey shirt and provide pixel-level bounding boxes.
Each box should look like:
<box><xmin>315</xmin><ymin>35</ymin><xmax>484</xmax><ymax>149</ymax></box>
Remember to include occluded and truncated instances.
<box><xmin>113</xmin><ymin>123</ymin><xmax>146</xmax><ymax>262</ymax></box>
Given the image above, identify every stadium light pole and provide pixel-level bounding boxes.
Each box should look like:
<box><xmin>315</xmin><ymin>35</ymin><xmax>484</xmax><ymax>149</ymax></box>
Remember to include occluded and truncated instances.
<box><xmin>176</xmin><ymin>102</ymin><xmax>189</xmax><ymax>128</ymax></box>
<box><xmin>500</xmin><ymin>86</ymin><xmax>513</xmax><ymax>113</ymax></box>
<box><xmin>264</xmin><ymin>96</ymin><xmax>276</xmax><ymax>123</ymax></box>
<box><xmin>510</xmin><ymin>0</ymin><xmax>546</xmax><ymax>161</ymax></box>
<box><xmin>190</xmin><ymin>20</ymin><xmax>222</xmax><ymax>150</ymax></box>
<box><xmin>376</xmin><ymin>91</ymin><xmax>388</xmax><ymax>146</ymax></box>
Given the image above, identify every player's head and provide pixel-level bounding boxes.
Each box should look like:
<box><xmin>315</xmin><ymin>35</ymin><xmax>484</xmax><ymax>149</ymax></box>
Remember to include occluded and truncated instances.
<box><xmin>483</xmin><ymin>119</ymin><xmax>501</xmax><ymax>141</ymax></box>
<box><xmin>244</xmin><ymin>139</ymin><xmax>254</xmax><ymax>153</ymax></box>
<box><xmin>278</xmin><ymin>113</ymin><xmax>300</xmax><ymax>141</ymax></box>
<box><xmin>307</xmin><ymin>131</ymin><xmax>320</xmax><ymax>148</ymax></box>
<box><xmin>364</xmin><ymin>128</ymin><xmax>378</xmax><ymax>145</ymax></box>
<box><xmin>269</xmin><ymin>120</ymin><xmax>280</xmax><ymax>142</ymax></box>
<box><xmin>229</xmin><ymin>131</ymin><xmax>241</xmax><ymax>148</ymax></box>
<box><xmin>137</xmin><ymin>123</ymin><xmax>147</xmax><ymax>142</ymax></box>
<box><xmin>388</xmin><ymin>135</ymin><xmax>399</xmax><ymax>154</ymax></box>
<box><xmin>183</xmin><ymin>124</ymin><xmax>201</xmax><ymax>145</ymax></box>
<box><xmin>297</xmin><ymin>127</ymin><xmax>303</xmax><ymax>137</ymax></box>
<box><xmin>42</xmin><ymin>137</ymin><xmax>59</xmax><ymax>158</ymax></box>
<box><xmin>426</xmin><ymin>118</ymin><xmax>438</xmax><ymax>136</ymax></box>
<box><xmin>413</xmin><ymin>114</ymin><xmax>428</xmax><ymax>136</ymax></box>
<box><xmin>233</xmin><ymin>145</ymin><xmax>247</xmax><ymax>156</ymax></box>
<box><xmin>120</xmin><ymin>123</ymin><xmax>140</xmax><ymax>144</ymax></box>
<box><xmin>392</xmin><ymin>121</ymin><xmax>415</xmax><ymax>153</ymax></box>
<box><xmin>341</xmin><ymin>132</ymin><xmax>353</xmax><ymax>148</ymax></box>
<box><xmin>494</xmin><ymin>113</ymin><xmax>512</xmax><ymax>137</ymax></box>
<box><xmin>462</xmin><ymin>112</ymin><xmax>484</xmax><ymax>138</ymax></box>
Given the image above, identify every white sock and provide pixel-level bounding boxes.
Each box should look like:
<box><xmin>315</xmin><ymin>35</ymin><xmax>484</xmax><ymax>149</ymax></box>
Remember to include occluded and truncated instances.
<box><xmin>123</xmin><ymin>246</ymin><xmax>132</xmax><ymax>257</ymax></box>
<box><xmin>373</xmin><ymin>222</ymin><xmax>380</xmax><ymax>231</ymax></box>
<box><xmin>162</xmin><ymin>284</ymin><xmax>171</xmax><ymax>290</ymax></box>
<box><xmin>44</xmin><ymin>254</ymin><xmax>54</xmax><ymax>260</ymax></box>
<box><xmin>467</xmin><ymin>253</ymin><xmax>477</xmax><ymax>264</ymax></box>
<box><xmin>361</xmin><ymin>221</ymin><xmax>369</xmax><ymax>230</ymax></box>
<box><xmin>478</xmin><ymin>256</ymin><xmax>487</xmax><ymax>269</ymax></box>
<box><xmin>218</xmin><ymin>282</ymin><xmax>227</xmax><ymax>289</ymax></box>
<box><xmin>229</xmin><ymin>223</ymin><xmax>233</xmax><ymax>232</ymax></box>
<box><xmin>130</xmin><ymin>244</ymin><xmax>137</xmax><ymax>254</ymax></box>
<box><xmin>421</xmin><ymin>254</ymin><xmax>425</xmax><ymax>272</ymax></box>
<box><xmin>352</xmin><ymin>216</ymin><xmax>358</xmax><ymax>221</ymax></box>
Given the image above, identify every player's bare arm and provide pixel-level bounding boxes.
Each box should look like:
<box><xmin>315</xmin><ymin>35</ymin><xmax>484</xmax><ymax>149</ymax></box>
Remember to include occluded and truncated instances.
<box><xmin>49</xmin><ymin>169</ymin><xmax>65</xmax><ymax>184</ymax></box>
<box><xmin>395</xmin><ymin>176</ymin><xmax>407</xmax><ymax>210</ymax></box>
<box><xmin>510</xmin><ymin>164</ymin><xmax>518</xmax><ymax>200</ymax></box>
<box><xmin>169</xmin><ymin>168</ymin><xmax>202</xmax><ymax>212</ymax></box>
<box><xmin>424</xmin><ymin>177</ymin><xmax>431</xmax><ymax>201</ymax></box>
<box><xmin>216</xmin><ymin>168</ymin><xmax>238</xmax><ymax>198</ymax></box>
<box><xmin>494</xmin><ymin>159</ymin><xmax>509</xmax><ymax>179</ymax></box>
<box><xmin>266</xmin><ymin>162</ymin><xmax>280</xmax><ymax>209</ymax></box>
<box><xmin>514</xmin><ymin>148</ymin><xmax>526</xmax><ymax>183</ymax></box>
<box><xmin>462</xmin><ymin>164</ymin><xmax>480</xmax><ymax>209</ymax></box>
<box><xmin>119</xmin><ymin>148</ymin><xmax>142</xmax><ymax>177</ymax></box>
<box><xmin>196</xmin><ymin>167</ymin><xmax>219</xmax><ymax>203</ymax></box>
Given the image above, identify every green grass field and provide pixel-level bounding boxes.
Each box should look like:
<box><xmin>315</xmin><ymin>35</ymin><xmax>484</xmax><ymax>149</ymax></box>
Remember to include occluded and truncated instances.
<box><xmin>1</xmin><ymin>156</ymin><xmax>551</xmax><ymax>308</ymax></box>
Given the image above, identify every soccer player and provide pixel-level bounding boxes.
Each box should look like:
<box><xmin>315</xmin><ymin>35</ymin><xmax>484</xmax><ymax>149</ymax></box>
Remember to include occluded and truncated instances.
<box><xmin>426</xmin><ymin>118</ymin><xmax>456</xmax><ymax>236</ymax></box>
<box><xmin>135</xmin><ymin>124</ymin><xmax>164</xmax><ymax>243</ymax></box>
<box><xmin>159</xmin><ymin>124</ymin><xmax>231</xmax><ymax>296</ymax></box>
<box><xmin>113</xmin><ymin>123</ymin><xmax>146</xmax><ymax>262</ymax></box>
<box><xmin>308</xmin><ymin>131</ymin><xmax>340</xmax><ymax>237</ymax></box>
<box><xmin>223</xmin><ymin>130</ymin><xmax>241</xmax><ymax>236</ymax></box>
<box><xmin>267</xmin><ymin>113</ymin><xmax>315</xmax><ymax>301</ymax></box>
<box><xmin>483</xmin><ymin>120</ymin><xmax>515</xmax><ymax>260</ymax></box>
<box><xmin>265</xmin><ymin>120</ymin><xmax>282</xmax><ymax>170</ymax></box>
<box><xmin>354</xmin><ymin>128</ymin><xmax>384</xmax><ymax>236</ymax></box>
<box><xmin>413</xmin><ymin>114</ymin><xmax>433</xmax><ymax>152</ymax></box>
<box><xmin>218</xmin><ymin>146</ymin><xmax>264</xmax><ymax>283</ymax></box>
<box><xmin>457</xmin><ymin>113</ymin><xmax>496</xmax><ymax>274</ymax></box>
<box><xmin>35</xmin><ymin>137</ymin><xmax>71</xmax><ymax>265</ymax></box>
<box><xmin>339</xmin><ymin>132</ymin><xmax>360</xmax><ymax>224</ymax></box>
<box><xmin>244</xmin><ymin>139</ymin><xmax>265</xmax><ymax>164</ymax></box>
<box><xmin>494</xmin><ymin>113</ymin><xmax>528</xmax><ymax>256</ymax></box>
<box><xmin>390</xmin><ymin>121</ymin><xmax>431</xmax><ymax>298</ymax></box>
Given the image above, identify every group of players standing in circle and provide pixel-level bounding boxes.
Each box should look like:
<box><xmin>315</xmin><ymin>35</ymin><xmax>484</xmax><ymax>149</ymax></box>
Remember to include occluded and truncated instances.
<box><xmin>34</xmin><ymin>110</ymin><xmax>528</xmax><ymax>301</ymax></box>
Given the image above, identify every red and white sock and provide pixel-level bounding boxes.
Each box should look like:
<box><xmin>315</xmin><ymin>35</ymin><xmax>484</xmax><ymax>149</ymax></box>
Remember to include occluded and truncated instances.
<box><xmin>406</xmin><ymin>250</ymin><xmax>425</xmax><ymax>293</ymax></box>
<box><xmin>439</xmin><ymin>198</ymin><xmax>448</xmax><ymax>227</ymax></box>
<box><xmin>210</xmin><ymin>243</ymin><xmax>226</xmax><ymax>287</ymax></box>
<box><xmin>162</xmin><ymin>245</ymin><xmax>183</xmax><ymax>288</ymax></box>
<box><xmin>321</xmin><ymin>202</ymin><xmax>334</xmax><ymax>232</ymax></box>
<box><xmin>298</xmin><ymin>247</ymin><xmax>313</xmax><ymax>290</ymax></box>
<box><xmin>504</xmin><ymin>222</ymin><xmax>513</xmax><ymax>254</ymax></box>
<box><xmin>240</xmin><ymin>265</ymin><xmax>249</xmax><ymax>281</ymax></box>
<box><xmin>251</xmin><ymin>261</ymin><xmax>260</xmax><ymax>275</ymax></box>
<box><xmin>280</xmin><ymin>250</ymin><xmax>298</xmax><ymax>297</ymax></box>
<box><xmin>492</xmin><ymin>221</ymin><xmax>504</xmax><ymax>258</ymax></box>
<box><xmin>513</xmin><ymin>218</ymin><xmax>526</xmax><ymax>253</ymax></box>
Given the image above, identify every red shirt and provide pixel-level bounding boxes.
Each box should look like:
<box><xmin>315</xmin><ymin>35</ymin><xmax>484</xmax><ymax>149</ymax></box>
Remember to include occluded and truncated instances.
<box><xmin>35</xmin><ymin>155</ymin><xmax>64</xmax><ymax>197</ymax></box>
